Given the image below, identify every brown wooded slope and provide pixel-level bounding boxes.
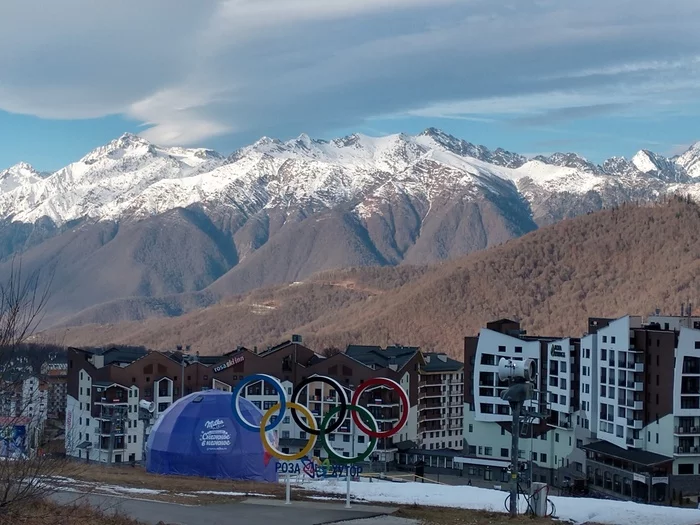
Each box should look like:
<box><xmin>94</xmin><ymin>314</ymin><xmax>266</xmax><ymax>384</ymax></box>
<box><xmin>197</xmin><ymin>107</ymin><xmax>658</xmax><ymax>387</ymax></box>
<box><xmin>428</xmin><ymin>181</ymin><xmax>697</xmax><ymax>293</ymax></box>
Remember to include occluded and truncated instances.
<box><xmin>41</xmin><ymin>197</ymin><xmax>700</xmax><ymax>358</ymax></box>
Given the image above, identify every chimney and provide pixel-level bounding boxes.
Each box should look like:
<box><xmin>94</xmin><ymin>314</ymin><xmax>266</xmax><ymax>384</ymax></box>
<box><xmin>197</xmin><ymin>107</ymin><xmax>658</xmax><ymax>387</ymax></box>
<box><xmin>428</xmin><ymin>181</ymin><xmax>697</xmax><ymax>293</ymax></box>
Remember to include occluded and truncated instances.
<box><xmin>292</xmin><ymin>334</ymin><xmax>302</xmax><ymax>343</ymax></box>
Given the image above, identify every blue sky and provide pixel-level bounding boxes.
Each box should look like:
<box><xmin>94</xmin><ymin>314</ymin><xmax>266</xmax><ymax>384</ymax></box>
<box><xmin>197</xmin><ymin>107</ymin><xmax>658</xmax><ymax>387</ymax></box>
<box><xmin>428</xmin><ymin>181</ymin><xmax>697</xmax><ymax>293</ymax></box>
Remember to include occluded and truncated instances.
<box><xmin>2</xmin><ymin>0</ymin><xmax>700</xmax><ymax>172</ymax></box>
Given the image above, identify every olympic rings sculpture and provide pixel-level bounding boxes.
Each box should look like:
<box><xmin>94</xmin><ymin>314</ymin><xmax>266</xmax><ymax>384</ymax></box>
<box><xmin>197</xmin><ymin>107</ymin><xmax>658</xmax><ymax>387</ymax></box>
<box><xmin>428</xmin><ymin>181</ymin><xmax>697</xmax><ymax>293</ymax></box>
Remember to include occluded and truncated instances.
<box><xmin>230</xmin><ymin>373</ymin><xmax>410</xmax><ymax>464</ymax></box>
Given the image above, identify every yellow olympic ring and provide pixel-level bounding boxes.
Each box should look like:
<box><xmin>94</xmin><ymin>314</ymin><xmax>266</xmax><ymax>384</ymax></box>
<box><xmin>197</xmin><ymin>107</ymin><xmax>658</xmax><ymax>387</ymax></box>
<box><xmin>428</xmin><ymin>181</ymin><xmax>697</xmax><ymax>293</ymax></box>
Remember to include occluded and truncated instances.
<box><xmin>260</xmin><ymin>402</ymin><xmax>317</xmax><ymax>461</ymax></box>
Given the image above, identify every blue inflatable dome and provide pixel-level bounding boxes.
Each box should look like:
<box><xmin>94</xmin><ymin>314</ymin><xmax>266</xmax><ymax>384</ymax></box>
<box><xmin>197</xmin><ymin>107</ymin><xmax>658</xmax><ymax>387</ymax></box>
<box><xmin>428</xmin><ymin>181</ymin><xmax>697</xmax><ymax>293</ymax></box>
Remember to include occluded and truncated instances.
<box><xmin>146</xmin><ymin>390</ymin><xmax>278</xmax><ymax>481</ymax></box>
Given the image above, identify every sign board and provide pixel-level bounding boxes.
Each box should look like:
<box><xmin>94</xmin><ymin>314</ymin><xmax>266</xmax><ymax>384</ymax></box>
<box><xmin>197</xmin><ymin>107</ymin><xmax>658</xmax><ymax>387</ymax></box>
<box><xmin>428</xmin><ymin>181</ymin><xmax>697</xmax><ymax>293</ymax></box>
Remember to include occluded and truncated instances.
<box><xmin>652</xmin><ymin>476</ymin><xmax>669</xmax><ymax>485</ymax></box>
<box><xmin>197</xmin><ymin>418</ymin><xmax>235</xmax><ymax>454</ymax></box>
<box><xmin>213</xmin><ymin>354</ymin><xmax>245</xmax><ymax>373</ymax></box>
<box><xmin>633</xmin><ymin>472</ymin><xmax>647</xmax><ymax>484</ymax></box>
<box><xmin>550</xmin><ymin>344</ymin><xmax>566</xmax><ymax>358</ymax></box>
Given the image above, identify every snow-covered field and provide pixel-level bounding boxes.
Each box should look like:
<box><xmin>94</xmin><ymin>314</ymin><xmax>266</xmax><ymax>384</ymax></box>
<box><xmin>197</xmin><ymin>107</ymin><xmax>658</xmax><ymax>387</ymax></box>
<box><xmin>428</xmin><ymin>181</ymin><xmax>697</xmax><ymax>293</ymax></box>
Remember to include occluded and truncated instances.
<box><xmin>303</xmin><ymin>479</ymin><xmax>700</xmax><ymax>525</ymax></box>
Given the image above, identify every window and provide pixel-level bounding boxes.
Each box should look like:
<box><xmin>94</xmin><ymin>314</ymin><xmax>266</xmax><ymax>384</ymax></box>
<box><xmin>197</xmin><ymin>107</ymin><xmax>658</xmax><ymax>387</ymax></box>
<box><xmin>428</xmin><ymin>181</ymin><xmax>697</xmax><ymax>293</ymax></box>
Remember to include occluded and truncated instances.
<box><xmin>678</xmin><ymin>464</ymin><xmax>694</xmax><ymax>475</ymax></box>
<box><xmin>515</xmin><ymin>346</ymin><xmax>523</xmax><ymax>353</ymax></box>
<box><xmin>601</xmin><ymin>348</ymin><xmax>607</xmax><ymax>360</ymax></box>
<box><xmin>576</xmin><ymin>439</ymin><xmax>583</xmax><ymax>449</ymax></box>
<box><xmin>468</xmin><ymin>424</ymin><xmax>473</xmax><ymax>433</ymax></box>
<box><xmin>484</xmin><ymin>447</ymin><xmax>493</xmax><ymax>456</ymax></box>
<box><xmin>561</xmin><ymin>361</ymin><xmax>567</xmax><ymax>373</ymax></box>
<box><xmin>498</xmin><ymin>346</ymin><xmax>506</xmax><ymax>353</ymax></box>
<box><xmin>500</xmin><ymin>427</ymin><xmax>506</xmax><ymax>436</ymax></box>
<box><xmin>555</xmin><ymin>433</ymin><xmax>560</xmax><ymax>443</ymax></box>
<box><xmin>540</xmin><ymin>453</ymin><xmax>547</xmax><ymax>463</ymax></box>
<box><xmin>500</xmin><ymin>448</ymin><xmax>509</xmax><ymax>458</ymax></box>
<box><xmin>603</xmin><ymin>336</ymin><xmax>607</xmax><ymax>343</ymax></box>
<box><xmin>611</xmin><ymin>336</ymin><xmax>616</xmax><ymax>344</ymax></box>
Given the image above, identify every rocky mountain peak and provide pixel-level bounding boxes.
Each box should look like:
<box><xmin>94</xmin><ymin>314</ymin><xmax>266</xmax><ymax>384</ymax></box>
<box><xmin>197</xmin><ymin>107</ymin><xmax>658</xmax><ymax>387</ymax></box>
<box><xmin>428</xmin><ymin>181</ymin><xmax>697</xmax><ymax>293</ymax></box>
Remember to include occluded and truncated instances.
<box><xmin>632</xmin><ymin>149</ymin><xmax>688</xmax><ymax>183</ymax></box>
<box><xmin>533</xmin><ymin>152</ymin><xmax>600</xmax><ymax>173</ymax></box>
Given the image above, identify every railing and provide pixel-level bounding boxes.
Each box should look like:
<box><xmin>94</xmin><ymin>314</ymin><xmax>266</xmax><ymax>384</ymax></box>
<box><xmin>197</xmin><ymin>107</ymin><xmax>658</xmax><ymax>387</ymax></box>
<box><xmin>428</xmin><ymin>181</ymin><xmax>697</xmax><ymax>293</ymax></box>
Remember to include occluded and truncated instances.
<box><xmin>97</xmin><ymin>397</ymin><xmax>128</xmax><ymax>404</ymax></box>
<box><xmin>674</xmin><ymin>426</ymin><xmax>700</xmax><ymax>434</ymax></box>
<box><xmin>675</xmin><ymin>446</ymin><xmax>700</xmax><ymax>455</ymax></box>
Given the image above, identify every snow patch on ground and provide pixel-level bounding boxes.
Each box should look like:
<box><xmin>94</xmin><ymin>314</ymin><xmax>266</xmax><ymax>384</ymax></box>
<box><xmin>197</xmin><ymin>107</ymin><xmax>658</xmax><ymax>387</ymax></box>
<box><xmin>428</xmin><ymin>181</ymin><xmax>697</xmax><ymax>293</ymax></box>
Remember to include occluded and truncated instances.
<box><xmin>303</xmin><ymin>479</ymin><xmax>700</xmax><ymax>525</ymax></box>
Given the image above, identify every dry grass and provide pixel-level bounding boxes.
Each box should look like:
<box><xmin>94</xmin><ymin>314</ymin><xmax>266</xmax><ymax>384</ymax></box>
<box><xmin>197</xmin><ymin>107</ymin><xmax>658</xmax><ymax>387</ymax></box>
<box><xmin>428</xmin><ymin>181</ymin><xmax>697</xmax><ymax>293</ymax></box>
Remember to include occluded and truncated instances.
<box><xmin>69</xmin><ymin>462</ymin><xmax>287</xmax><ymax>497</ymax></box>
<box><xmin>395</xmin><ymin>504</ymin><xmax>554</xmax><ymax>525</ymax></box>
<box><xmin>0</xmin><ymin>499</ymin><xmax>147</xmax><ymax>525</ymax></box>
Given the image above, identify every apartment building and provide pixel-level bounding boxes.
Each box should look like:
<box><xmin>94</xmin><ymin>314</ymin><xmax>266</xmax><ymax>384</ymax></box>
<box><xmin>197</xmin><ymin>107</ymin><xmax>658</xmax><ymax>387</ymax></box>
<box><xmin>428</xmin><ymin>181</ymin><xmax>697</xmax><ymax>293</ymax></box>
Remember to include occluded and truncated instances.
<box><xmin>41</xmin><ymin>360</ymin><xmax>68</xmax><ymax>419</ymax></box>
<box><xmin>65</xmin><ymin>346</ymin><xmax>214</xmax><ymax>463</ymax></box>
<box><xmin>580</xmin><ymin>315</ymin><xmax>700</xmax><ymax>503</ymax></box>
<box><xmin>66</xmin><ymin>339</ymin><xmax>425</xmax><ymax>464</ymax></box>
<box><xmin>417</xmin><ymin>352</ymin><xmax>464</xmax><ymax>451</ymax></box>
<box><xmin>463</xmin><ymin>319</ymin><xmax>592</xmax><ymax>488</ymax></box>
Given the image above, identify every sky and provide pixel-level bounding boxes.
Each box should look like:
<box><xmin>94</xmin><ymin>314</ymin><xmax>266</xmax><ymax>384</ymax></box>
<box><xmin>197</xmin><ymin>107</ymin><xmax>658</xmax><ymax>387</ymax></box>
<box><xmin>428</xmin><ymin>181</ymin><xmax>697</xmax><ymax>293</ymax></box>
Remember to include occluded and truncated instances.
<box><xmin>2</xmin><ymin>0</ymin><xmax>700</xmax><ymax>172</ymax></box>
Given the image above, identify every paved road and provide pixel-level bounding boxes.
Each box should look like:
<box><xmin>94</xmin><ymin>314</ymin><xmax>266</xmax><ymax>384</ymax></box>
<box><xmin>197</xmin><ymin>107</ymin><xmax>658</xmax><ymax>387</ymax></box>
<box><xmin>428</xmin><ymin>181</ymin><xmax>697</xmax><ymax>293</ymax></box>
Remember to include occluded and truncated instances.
<box><xmin>50</xmin><ymin>491</ymin><xmax>397</xmax><ymax>525</ymax></box>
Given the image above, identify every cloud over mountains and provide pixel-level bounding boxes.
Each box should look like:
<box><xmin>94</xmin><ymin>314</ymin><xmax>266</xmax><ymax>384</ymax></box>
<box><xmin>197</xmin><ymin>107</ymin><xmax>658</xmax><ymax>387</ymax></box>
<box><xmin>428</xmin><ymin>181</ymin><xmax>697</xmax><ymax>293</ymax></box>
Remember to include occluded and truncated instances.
<box><xmin>2</xmin><ymin>0</ymin><xmax>700</xmax><ymax>146</ymax></box>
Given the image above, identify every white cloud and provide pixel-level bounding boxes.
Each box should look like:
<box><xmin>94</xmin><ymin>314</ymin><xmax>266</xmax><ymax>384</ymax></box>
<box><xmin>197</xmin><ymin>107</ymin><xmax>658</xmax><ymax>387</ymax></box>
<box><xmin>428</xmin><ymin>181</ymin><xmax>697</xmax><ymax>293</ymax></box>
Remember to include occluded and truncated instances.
<box><xmin>1</xmin><ymin>0</ymin><xmax>700</xmax><ymax>146</ymax></box>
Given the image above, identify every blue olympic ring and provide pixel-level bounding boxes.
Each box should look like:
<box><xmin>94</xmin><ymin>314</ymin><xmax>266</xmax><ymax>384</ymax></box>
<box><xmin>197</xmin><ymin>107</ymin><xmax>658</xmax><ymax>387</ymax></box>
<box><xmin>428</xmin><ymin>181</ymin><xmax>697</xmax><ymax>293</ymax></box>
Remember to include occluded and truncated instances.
<box><xmin>230</xmin><ymin>373</ymin><xmax>287</xmax><ymax>432</ymax></box>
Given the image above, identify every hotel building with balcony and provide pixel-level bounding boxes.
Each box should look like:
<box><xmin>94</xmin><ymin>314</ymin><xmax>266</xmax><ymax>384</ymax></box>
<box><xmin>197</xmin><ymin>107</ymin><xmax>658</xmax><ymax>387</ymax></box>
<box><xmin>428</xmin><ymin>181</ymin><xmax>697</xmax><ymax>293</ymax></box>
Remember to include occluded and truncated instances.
<box><xmin>462</xmin><ymin>319</ymin><xmax>592</xmax><ymax>487</ymax></box>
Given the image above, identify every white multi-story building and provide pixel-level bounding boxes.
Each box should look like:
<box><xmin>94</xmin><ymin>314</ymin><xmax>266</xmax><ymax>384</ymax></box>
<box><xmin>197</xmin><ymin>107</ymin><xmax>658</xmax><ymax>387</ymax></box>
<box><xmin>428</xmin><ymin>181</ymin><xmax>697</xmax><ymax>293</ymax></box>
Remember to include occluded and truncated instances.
<box><xmin>65</xmin><ymin>371</ymin><xmax>145</xmax><ymax>464</ymax></box>
<box><xmin>463</xmin><ymin>320</ymin><xmax>589</xmax><ymax>487</ymax></box>
<box><xmin>576</xmin><ymin>316</ymin><xmax>700</xmax><ymax>503</ymax></box>
<box><xmin>670</xmin><ymin>327</ymin><xmax>700</xmax><ymax>481</ymax></box>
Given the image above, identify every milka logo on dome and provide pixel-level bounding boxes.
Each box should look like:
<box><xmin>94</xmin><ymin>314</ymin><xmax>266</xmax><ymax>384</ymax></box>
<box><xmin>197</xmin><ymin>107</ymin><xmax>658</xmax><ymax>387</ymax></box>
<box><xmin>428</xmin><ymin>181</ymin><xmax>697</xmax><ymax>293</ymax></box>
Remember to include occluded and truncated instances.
<box><xmin>204</xmin><ymin>419</ymin><xmax>225</xmax><ymax>430</ymax></box>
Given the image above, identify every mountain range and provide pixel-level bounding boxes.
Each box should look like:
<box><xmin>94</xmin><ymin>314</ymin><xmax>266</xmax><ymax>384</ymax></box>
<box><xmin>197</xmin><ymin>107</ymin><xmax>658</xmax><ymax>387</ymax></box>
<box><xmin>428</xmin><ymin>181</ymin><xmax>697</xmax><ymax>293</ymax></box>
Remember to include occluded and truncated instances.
<box><xmin>1</xmin><ymin>128</ymin><xmax>699</xmax><ymax>329</ymax></box>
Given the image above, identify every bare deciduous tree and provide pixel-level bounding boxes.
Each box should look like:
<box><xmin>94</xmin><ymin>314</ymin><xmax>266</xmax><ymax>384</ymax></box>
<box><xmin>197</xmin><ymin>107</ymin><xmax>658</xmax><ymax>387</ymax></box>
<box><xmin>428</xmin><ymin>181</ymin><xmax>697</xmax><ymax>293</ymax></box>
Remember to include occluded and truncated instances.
<box><xmin>0</xmin><ymin>257</ymin><xmax>85</xmax><ymax>518</ymax></box>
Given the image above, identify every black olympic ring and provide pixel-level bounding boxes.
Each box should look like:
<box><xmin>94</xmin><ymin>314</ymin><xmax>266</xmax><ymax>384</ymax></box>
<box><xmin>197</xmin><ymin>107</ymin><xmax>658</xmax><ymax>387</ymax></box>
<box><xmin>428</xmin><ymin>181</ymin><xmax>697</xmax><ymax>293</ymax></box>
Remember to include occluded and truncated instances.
<box><xmin>290</xmin><ymin>376</ymin><xmax>348</xmax><ymax>436</ymax></box>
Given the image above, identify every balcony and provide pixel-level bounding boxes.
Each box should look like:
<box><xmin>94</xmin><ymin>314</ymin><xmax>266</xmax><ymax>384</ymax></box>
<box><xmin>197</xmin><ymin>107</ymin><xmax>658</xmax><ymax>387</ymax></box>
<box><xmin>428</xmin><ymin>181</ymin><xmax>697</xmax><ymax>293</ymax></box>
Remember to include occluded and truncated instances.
<box><xmin>95</xmin><ymin>396</ymin><xmax>128</xmax><ymax>405</ymax></box>
<box><xmin>626</xmin><ymin>418</ymin><xmax>643</xmax><ymax>430</ymax></box>
<box><xmin>674</xmin><ymin>426</ymin><xmax>700</xmax><ymax>435</ymax></box>
<box><xmin>675</xmin><ymin>446</ymin><xmax>700</xmax><ymax>455</ymax></box>
<box><xmin>633</xmin><ymin>382</ymin><xmax>644</xmax><ymax>391</ymax></box>
<box><xmin>626</xmin><ymin>399</ymin><xmax>643</xmax><ymax>410</ymax></box>
<box><xmin>626</xmin><ymin>438</ymin><xmax>642</xmax><ymax>448</ymax></box>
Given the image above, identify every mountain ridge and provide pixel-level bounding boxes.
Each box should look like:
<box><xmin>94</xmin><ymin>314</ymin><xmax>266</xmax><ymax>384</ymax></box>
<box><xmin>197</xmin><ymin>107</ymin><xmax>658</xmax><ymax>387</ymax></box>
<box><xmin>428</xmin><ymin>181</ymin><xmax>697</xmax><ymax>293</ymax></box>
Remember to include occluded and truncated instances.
<box><xmin>35</xmin><ymin>198</ymin><xmax>700</xmax><ymax>358</ymax></box>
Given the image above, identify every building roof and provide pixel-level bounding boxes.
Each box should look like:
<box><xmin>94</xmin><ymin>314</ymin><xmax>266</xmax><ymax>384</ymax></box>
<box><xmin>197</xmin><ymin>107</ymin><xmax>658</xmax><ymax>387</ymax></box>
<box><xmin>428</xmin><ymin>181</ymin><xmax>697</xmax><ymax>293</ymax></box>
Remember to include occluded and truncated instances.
<box><xmin>421</xmin><ymin>353</ymin><xmax>463</xmax><ymax>372</ymax></box>
<box><xmin>345</xmin><ymin>344</ymin><xmax>419</xmax><ymax>370</ymax></box>
<box><xmin>584</xmin><ymin>440</ymin><xmax>673</xmax><ymax>467</ymax></box>
<box><xmin>101</xmin><ymin>347</ymin><xmax>148</xmax><ymax>365</ymax></box>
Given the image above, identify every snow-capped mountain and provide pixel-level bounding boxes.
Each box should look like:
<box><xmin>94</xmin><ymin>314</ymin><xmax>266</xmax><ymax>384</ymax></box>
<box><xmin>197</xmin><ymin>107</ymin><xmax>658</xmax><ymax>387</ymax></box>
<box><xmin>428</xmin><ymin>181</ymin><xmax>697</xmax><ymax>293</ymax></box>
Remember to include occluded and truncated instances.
<box><xmin>1</xmin><ymin>129</ymin><xmax>698</xmax><ymax>227</ymax></box>
<box><xmin>1</xmin><ymin>129</ymin><xmax>699</xmax><ymax>329</ymax></box>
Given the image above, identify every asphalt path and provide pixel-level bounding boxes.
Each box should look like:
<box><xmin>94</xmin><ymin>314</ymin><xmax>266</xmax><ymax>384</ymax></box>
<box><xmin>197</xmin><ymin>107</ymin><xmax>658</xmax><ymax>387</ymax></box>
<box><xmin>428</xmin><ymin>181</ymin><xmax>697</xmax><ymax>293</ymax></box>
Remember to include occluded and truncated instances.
<box><xmin>50</xmin><ymin>491</ymin><xmax>397</xmax><ymax>525</ymax></box>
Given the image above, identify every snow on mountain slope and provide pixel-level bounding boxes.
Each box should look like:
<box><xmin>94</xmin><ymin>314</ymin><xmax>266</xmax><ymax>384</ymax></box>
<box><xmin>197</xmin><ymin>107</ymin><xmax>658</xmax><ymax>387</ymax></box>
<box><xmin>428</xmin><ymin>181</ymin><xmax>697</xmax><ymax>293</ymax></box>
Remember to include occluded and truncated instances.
<box><xmin>632</xmin><ymin>149</ymin><xmax>688</xmax><ymax>182</ymax></box>
<box><xmin>0</xmin><ymin>129</ymin><xmax>698</xmax><ymax>227</ymax></box>
<box><xmin>0</xmin><ymin>162</ymin><xmax>44</xmax><ymax>193</ymax></box>
<box><xmin>0</xmin><ymin>134</ymin><xmax>226</xmax><ymax>223</ymax></box>
<box><xmin>675</xmin><ymin>141</ymin><xmax>700</xmax><ymax>179</ymax></box>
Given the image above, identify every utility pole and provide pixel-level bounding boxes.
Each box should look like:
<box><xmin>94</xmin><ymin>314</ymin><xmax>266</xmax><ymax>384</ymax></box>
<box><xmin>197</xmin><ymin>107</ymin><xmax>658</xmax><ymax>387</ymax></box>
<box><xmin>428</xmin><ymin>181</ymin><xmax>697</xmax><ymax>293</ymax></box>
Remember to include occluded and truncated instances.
<box><xmin>497</xmin><ymin>357</ymin><xmax>538</xmax><ymax>518</ymax></box>
<box><xmin>509</xmin><ymin>399</ymin><xmax>522</xmax><ymax>516</ymax></box>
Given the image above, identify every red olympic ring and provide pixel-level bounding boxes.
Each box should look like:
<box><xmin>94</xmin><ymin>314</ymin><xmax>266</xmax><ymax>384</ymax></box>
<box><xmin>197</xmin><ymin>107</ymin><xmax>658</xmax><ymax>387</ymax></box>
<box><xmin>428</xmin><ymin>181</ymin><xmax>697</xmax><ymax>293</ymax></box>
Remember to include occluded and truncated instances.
<box><xmin>350</xmin><ymin>377</ymin><xmax>409</xmax><ymax>439</ymax></box>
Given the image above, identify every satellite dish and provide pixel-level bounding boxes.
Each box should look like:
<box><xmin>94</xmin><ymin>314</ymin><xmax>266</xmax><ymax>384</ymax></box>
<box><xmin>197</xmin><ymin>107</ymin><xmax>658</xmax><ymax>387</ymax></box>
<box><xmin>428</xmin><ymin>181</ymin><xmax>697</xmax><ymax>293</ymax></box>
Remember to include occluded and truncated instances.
<box><xmin>498</xmin><ymin>357</ymin><xmax>536</xmax><ymax>383</ymax></box>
